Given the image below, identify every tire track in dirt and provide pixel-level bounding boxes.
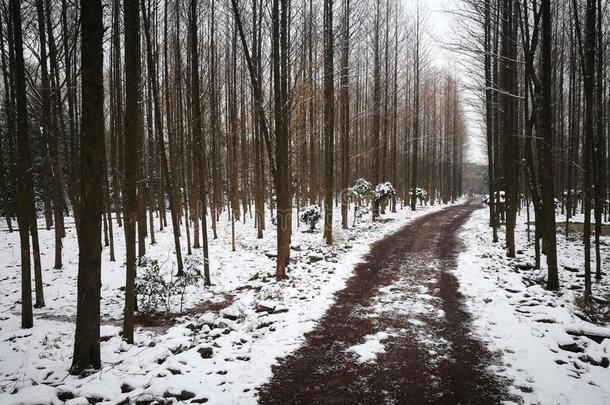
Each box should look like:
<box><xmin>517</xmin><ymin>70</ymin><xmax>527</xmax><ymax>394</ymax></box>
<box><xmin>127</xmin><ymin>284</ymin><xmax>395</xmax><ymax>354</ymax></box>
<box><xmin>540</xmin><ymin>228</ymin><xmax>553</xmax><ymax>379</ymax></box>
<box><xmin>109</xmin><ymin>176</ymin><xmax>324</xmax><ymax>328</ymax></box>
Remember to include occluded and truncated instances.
<box><xmin>258</xmin><ymin>201</ymin><xmax>513</xmax><ymax>405</ymax></box>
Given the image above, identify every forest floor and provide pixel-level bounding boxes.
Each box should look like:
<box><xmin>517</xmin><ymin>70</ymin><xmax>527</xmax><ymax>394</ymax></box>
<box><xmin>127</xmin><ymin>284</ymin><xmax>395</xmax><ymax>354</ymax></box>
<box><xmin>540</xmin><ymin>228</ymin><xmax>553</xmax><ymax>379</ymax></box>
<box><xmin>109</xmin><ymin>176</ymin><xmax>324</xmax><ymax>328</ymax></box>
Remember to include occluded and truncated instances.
<box><xmin>1</xmin><ymin>200</ymin><xmax>609</xmax><ymax>404</ymax></box>
<box><xmin>258</xmin><ymin>201</ymin><xmax>514</xmax><ymax>405</ymax></box>
<box><xmin>456</xmin><ymin>207</ymin><xmax>610</xmax><ymax>404</ymax></box>
<box><xmin>0</xmin><ymin>202</ymin><xmax>448</xmax><ymax>405</ymax></box>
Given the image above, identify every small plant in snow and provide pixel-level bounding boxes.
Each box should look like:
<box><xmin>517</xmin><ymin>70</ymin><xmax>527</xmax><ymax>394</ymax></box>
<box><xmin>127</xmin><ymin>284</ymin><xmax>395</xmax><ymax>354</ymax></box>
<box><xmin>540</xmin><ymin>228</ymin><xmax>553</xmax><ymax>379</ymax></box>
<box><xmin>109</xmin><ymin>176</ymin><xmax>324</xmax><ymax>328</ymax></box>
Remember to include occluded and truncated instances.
<box><xmin>349</xmin><ymin>178</ymin><xmax>374</xmax><ymax>225</ymax></box>
<box><xmin>136</xmin><ymin>257</ymin><xmax>203</xmax><ymax>314</ymax></box>
<box><xmin>355</xmin><ymin>205</ymin><xmax>370</xmax><ymax>220</ymax></box>
<box><xmin>176</xmin><ymin>257</ymin><xmax>204</xmax><ymax>312</ymax></box>
<box><xmin>300</xmin><ymin>205</ymin><xmax>321</xmax><ymax>232</ymax></box>
<box><xmin>135</xmin><ymin>259</ymin><xmax>167</xmax><ymax>313</ymax></box>
<box><xmin>257</xmin><ymin>283</ymin><xmax>284</xmax><ymax>301</ymax></box>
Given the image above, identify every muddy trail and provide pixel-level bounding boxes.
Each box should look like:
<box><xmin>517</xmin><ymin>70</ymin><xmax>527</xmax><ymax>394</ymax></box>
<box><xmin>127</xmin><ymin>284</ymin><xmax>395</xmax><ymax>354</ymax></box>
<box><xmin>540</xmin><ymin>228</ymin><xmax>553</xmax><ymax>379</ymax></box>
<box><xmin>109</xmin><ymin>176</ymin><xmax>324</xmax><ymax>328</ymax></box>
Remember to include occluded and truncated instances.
<box><xmin>258</xmin><ymin>201</ymin><xmax>513</xmax><ymax>405</ymax></box>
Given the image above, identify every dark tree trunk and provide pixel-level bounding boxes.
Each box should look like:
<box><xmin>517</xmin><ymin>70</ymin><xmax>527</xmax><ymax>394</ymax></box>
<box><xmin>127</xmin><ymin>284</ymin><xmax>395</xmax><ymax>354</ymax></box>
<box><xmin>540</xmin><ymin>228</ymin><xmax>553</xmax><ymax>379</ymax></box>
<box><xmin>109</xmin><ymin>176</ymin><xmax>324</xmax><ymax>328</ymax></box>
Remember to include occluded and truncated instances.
<box><xmin>189</xmin><ymin>0</ymin><xmax>211</xmax><ymax>285</ymax></box>
<box><xmin>410</xmin><ymin>6</ymin><xmax>421</xmax><ymax>212</ymax></box>
<box><xmin>540</xmin><ymin>0</ymin><xmax>559</xmax><ymax>290</ymax></box>
<box><xmin>122</xmin><ymin>0</ymin><xmax>140</xmax><ymax>344</ymax></box>
<box><xmin>36</xmin><ymin>0</ymin><xmax>63</xmax><ymax>270</ymax></box>
<box><xmin>323</xmin><ymin>0</ymin><xmax>334</xmax><ymax>244</ymax></box>
<box><xmin>71</xmin><ymin>0</ymin><xmax>104</xmax><ymax>373</ymax></box>
<box><xmin>9</xmin><ymin>0</ymin><xmax>34</xmax><ymax>330</ymax></box>
<box><xmin>484</xmin><ymin>0</ymin><xmax>498</xmax><ymax>242</ymax></box>
<box><xmin>499</xmin><ymin>0</ymin><xmax>518</xmax><ymax>257</ymax></box>
<box><xmin>582</xmin><ymin>0</ymin><xmax>596</xmax><ymax>300</ymax></box>
<box><xmin>593</xmin><ymin>0</ymin><xmax>604</xmax><ymax>280</ymax></box>
<box><xmin>340</xmin><ymin>0</ymin><xmax>350</xmax><ymax>229</ymax></box>
<box><xmin>372</xmin><ymin>0</ymin><xmax>381</xmax><ymax>217</ymax></box>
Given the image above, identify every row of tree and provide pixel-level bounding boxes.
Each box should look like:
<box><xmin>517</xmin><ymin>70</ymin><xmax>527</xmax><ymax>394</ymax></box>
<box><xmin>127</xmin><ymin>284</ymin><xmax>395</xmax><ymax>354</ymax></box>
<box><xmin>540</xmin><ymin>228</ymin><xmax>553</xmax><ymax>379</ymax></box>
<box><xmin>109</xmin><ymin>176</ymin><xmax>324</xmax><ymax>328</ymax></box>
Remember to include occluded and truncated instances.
<box><xmin>466</xmin><ymin>0</ymin><xmax>609</xmax><ymax>299</ymax></box>
<box><xmin>0</xmin><ymin>0</ymin><xmax>468</xmax><ymax>372</ymax></box>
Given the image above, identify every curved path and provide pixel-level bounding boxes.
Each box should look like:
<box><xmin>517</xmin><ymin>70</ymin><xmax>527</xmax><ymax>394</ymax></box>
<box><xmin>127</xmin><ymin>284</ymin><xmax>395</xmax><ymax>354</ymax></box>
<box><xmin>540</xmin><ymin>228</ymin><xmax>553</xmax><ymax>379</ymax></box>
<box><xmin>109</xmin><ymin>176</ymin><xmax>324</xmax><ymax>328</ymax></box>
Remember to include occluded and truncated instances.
<box><xmin>258</xmin><ymin>201</ymin><xmax>512</xmax><ymax>405</ymax></box>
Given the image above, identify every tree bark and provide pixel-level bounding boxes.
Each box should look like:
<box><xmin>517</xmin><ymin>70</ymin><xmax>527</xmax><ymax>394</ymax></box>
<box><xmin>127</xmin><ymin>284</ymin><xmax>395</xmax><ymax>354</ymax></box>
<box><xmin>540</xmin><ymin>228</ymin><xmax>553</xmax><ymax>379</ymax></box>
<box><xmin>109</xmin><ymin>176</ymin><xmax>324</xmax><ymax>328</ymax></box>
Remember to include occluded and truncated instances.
<box><xmin>189</xmin><ymin>0</ymin><xmax>211</xmax><ymax>285</ymax></box>
<box><xmin>71</xmin><ymin>0</ymin><xmax>104</xmax><ymax>372</ymax></box>
<box><xmin>540</xmin><ymin>0</ymin><xmax>559</xmax><ymax>290</ymax></box>
<box><xmin>122</xmin><ymin>0</ymin><xmax>140</xmax><ymax>344</ymax></box>
<box><xmin>323</xmin><ymin>0</ymin><xmax>334</xmax><ymax>244</ymax></box>
<box><xmin>9</xmin><ymin>0</ymin><xmax>34</xmax><ymax>330</ymax></box>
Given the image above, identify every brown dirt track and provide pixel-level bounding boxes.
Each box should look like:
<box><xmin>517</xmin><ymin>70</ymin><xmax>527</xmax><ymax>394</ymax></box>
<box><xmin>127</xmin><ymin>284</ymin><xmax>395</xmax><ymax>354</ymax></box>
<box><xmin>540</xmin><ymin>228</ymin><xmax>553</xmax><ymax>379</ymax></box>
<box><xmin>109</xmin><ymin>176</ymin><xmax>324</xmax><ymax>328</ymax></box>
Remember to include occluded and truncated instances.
<box><xmin>258</xmin><ymin>201</ymin><xmax>513</xmax><ymax>405</ymax></box>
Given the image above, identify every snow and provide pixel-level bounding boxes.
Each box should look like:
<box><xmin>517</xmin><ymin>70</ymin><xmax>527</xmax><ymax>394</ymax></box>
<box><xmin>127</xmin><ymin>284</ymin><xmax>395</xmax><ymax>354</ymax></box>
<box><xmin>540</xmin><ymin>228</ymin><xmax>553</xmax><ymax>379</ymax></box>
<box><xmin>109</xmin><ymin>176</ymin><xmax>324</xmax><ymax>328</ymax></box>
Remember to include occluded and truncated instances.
<box><xmin>0</xmin><ymin>202</ymin><xmax>446</xmax><ymax>404</ymax></box>
<box><xmin>7</xmin><ymin>199</ymin><xmax>603</xmax><ymax>404</ymax></box>
<box><xmin>455</xmin><ymin>207</ymin><xmax>610</xmax><ymax>404</ymax></box>
<box><xmin>347</xmin><ymin>331</ymin><xmax>392</xmax><ymax>363</ymax></box>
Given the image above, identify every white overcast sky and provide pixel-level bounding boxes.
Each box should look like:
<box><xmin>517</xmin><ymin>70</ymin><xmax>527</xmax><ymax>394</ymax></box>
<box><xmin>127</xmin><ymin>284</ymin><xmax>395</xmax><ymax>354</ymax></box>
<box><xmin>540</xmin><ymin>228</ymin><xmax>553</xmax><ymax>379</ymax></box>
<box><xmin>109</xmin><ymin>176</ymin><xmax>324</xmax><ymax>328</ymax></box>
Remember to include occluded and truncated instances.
<box><xmin>402</xmin><ymin>0</ymin><xmax>486</xmax><ymax>163</ymax></box>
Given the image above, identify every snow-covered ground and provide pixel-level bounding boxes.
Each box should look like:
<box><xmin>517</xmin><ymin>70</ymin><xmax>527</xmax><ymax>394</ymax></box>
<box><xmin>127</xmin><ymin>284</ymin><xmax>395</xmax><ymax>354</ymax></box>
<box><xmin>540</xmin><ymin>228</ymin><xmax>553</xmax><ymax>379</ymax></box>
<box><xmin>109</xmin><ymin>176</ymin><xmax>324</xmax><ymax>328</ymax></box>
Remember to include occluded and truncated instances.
<box><xmin>457</xmin><ymin>207</ymin><xmax>610</xmax><ymax>405</ymax></box>
<box><xmin>0</xmin><ymin>202</ymin><xmax>446</xmax><ymax>405</ymax></box>
<box><xmin>555</xmin><ymin>209</ymin><xmax>610</xmax><ymax>226</ymax></box>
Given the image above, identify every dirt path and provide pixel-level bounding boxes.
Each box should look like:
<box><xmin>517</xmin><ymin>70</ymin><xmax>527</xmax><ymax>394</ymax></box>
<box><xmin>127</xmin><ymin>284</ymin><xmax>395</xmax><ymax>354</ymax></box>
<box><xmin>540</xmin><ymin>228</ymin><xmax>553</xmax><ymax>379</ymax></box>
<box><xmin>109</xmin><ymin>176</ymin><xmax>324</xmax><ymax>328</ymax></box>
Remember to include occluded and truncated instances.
<box><xmin>258</xmin><ymin>201</ymin><xmax>512</xmax><ymax>405</ymax></box>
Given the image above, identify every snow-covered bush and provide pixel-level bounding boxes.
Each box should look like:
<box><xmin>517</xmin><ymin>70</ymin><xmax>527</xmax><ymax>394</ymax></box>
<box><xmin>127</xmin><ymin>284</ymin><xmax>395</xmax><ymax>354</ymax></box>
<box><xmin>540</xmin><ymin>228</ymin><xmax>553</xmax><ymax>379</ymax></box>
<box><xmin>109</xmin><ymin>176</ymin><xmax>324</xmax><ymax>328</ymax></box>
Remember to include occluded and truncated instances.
<box><xmin>415</xmin><ymin>188</ymin><xmax>427</xmax><ymax>202</ymax></box>
<box><xmin>348</xmin><ymin>178</ymin><xmax>374</xmax><ymax>201</ymax></box>
<box><xmin>300</xmin><ymin>205</ymin><xmax>321</xmax><ymax>232</ymax></box>
<box><xmin>374</xmin><ymin>182</ymin><xmax>396</xmax><ymax>204</ymax></box>
<box><xmin>482</xmin><ymin>191</ymin><xmax>506</xmax><ymax>205</ymax></box>
<box><xmin>348</xmin><ymin>178</ymin><xmax>374</xmax><ymax>225</ymax></box>
<box><xmin>372</xmin><ymin>182</ymin><xmax>396</xmax><ymax>218</ymax></box>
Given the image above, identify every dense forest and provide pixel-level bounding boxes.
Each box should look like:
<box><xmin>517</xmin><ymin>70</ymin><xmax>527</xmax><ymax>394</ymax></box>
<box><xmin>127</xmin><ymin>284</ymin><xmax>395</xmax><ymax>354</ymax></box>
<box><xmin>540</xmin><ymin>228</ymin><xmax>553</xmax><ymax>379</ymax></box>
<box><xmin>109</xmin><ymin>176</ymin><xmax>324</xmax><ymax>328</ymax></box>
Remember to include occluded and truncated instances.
<box><xmin>0</xmin><ymin>0</ymin><xmax>467</xmax><ymax>372</ymax></box>
<box><xmin>0</xmin><ymin>0</ymin><xmax>609</xmax><ymax>403</ymax></box>
<box><xmin>463</xmin><ymin>0</ymin><xmax>609</xmax><ymax>295</ymax></box>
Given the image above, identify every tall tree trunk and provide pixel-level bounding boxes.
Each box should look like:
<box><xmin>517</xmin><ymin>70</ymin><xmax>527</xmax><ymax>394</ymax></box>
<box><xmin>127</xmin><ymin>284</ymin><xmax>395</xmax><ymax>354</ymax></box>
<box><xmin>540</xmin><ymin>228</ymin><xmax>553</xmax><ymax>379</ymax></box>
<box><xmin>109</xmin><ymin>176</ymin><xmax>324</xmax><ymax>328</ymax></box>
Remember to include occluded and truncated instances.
<box><xmin>30</xmin><ymin>0</ymin><xmax>47</xmax><ymax>307</ymax></box>
<box><xmin>372</xmin><ymin>0</ymin><xmax>381</xmax><ymax>218</ymax></box>
<box><xmin>189</xmin><ymin>0</ymin><xmax>211</xmax><ymax>285</ymax></box>
<box><xmin>9</xmin><ymin>0</ymin><xmax>34</xmax><ymax>329</ymax></box>
<box><xmin>540</xmin><ymin>0</ymin><xmax>559</xmax><ymax>289</ymax></box>
<box><xmin>323</xmin><ymin>0</ymin><xmax>334</xmax><ymax>244</ymax></box>
<box><xmin>209</xmin><ymin>1</ymin><xmax>220</xmax><ymax>240</ymax></box>
<box><xmin>37</xmin><ymin>0</ymin><xmax>64</xmax><ymax>269</ymax></box>
<box><xmin>273</xmin><ymin>0</ymin><xmax>292</xmax><ymax>278</ymax></box>
<box><xmin>71</xmin><ymin>0</ymin><xmax>103</xmax><ymax>372</ymax></box>
<box><xmin>123</xmin><ymin>0</ymin><xmax>140</xmax><ymax>344</ymax></box>
<box><xmin>340</xmin><ymin>0</ymin><xmax>350</xmax><ymax>229</ymax></box>
<box><xmin>582</xmin><ymin>0</ymin><xmax>596</xmax><ymax>300</ymax></box>
<box><xmin>110</xmin><ymin>0</ymin><xmax>123</xmax><ymax>228</ymax></box>
<box><xmin>593</xmin><ymin>0</ymin><xmax>604</xmax><ymax>280</ymax></box>
<box><xmin>0</xmin><ymin>7</ymin><xmax>13</xmax><ymax>233</ymax></box>
<box><xmin>410</xmin><ymin>4</ymin><xmax>421</xmax><ymax>212</ymax></box>
<box><xmin>500</xmin><ymin>0</ymin><xmax>518</xmax><ymax>257</ymax></box>
<box><xmin>484</xmin><ymin>0</ymin><xmax>498</xmax><ymax>242</ymax></box>
<box><xmin>141</xmin><ymin>0</ymin><xmax>184</xmax><ymax>275</ymax></box>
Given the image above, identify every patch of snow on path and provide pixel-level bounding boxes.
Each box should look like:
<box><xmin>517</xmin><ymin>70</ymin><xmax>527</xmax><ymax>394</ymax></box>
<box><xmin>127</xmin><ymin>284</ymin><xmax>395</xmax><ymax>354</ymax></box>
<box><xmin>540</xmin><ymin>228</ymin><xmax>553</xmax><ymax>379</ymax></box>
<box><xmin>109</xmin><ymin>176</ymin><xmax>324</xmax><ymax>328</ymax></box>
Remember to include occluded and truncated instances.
<box><xmin>348</xmin><ymin>331</ymin><xmax>392</xmax><ymax>363</ymax></box>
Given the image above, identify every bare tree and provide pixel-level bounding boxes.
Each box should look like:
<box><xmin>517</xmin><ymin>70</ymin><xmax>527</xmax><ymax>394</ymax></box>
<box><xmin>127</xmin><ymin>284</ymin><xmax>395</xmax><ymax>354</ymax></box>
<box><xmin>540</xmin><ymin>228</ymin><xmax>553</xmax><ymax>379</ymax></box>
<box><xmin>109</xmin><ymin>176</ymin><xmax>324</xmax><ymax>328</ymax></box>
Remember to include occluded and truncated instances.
<box><xmin>71</xmin><ymin>0</ymin><xmax>104</xmax><ymax>373</ymax></box>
